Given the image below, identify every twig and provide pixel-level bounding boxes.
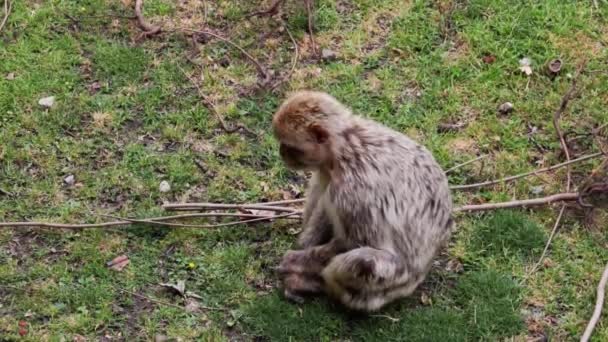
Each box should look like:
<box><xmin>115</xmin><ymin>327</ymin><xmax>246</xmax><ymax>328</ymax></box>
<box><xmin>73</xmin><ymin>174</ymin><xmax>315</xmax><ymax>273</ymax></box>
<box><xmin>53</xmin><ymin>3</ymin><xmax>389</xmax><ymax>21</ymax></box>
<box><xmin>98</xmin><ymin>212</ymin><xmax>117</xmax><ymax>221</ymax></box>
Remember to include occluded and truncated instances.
<box><xmin>1</xmin><ymin>190</ymin><xmax>599</xmax><ymax>229</ymax></box>
<box><xmin>116</xmin><ymin>286</ymin><xmax>226</xmax><ymax>312</ymax></box>
<box><xmin>177</xmin><ymin>65</ymin><xmax>256</xmax><ymax>137</ymax></box>
<box><xmin>581</xmin><ymin>261</ymin><xmax>608</xmax><ymax>342</ymax></box>
<box><xmin>453</xmin><ymin>192</ymin><xmax>579</xmax><ymax>212</ymax></box>
<box><xmin>258</xmin><ymin>198</ymin><xmax>306</xmax><ymax>206</ymax></box>
<box><xmin>125</xmin><ymin>212</ymin><xmax>300</xmax><ymax>221</ymax></box>
<box><xmin>305</xmin><ymin>0</ymin><xmax>317</xmax><ymax>55</ymax></box>
<box><xmin>135</xmin><ymin>0</ymin><xmax>161</xmax><ymax>36</ymax></box>
<box><xmin>246</xmin><ymin>0</ymin><xmax>286</xmax><ymax>18</ymax></box>
<box><xmin>450</xmin><ymin>152</ymin><xmax>603</xmax><ymax>190</ymax></box>
<box><xmin>0</xmin><ymin>0</ymin><xmax>11</xmax><ymax>33</ymax></box>
<box><xmin>445</xmin><ymin>155</ymin><xmax>488</xmax><ymax>174</ymax></box>
<box><xmin>103</xmin><ymin>211</ymin><xmax>300</xmax><ymax>228</ymax></box>
<box><xmin>529</xmin><ymin>62</ymin><xmax>584</xmax><ymax>276</ymax></box>
<box><xmin>528</xmin><ymin>205</ymin><xmax>566</xmax><ymax>275</ymax></box>
<box><xmin>179</xmin><ymin>27</ymin><xmax>269</xmax><ymax>81</ymax></box>
<box><xmin>162</xmin><ymin>202</ymin><xmax>301</xmax><ymax>213</ymax></box>
<box><xmin>269</xmin><ymin>22</ymin><xmax>299</xmax><ymax>91</ymax></box>
<box><xmin>553</xmin><ymin>63</ymin><xmax>584</xmax><ymax>192</ymax></box>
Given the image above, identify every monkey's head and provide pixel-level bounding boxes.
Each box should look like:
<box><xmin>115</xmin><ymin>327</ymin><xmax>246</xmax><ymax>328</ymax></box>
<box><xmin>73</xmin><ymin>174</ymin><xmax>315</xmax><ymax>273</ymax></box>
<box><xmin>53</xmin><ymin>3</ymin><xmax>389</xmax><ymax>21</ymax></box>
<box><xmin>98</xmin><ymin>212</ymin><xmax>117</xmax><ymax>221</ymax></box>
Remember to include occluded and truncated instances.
<box><xmin>272</xmin><ymin>91</ymin><xmax>351</xmax><ymax>170</ymax></box>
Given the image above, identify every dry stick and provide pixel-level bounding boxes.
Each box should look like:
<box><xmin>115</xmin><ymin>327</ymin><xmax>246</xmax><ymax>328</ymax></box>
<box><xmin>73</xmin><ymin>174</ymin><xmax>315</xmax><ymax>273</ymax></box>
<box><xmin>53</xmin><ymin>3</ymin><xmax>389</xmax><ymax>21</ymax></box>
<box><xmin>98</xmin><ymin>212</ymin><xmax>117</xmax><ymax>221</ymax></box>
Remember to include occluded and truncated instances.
<box><xmin>162</xmin><ymin>202</ymin><xmax>301</xmax><ymax>213</ymax></box>
<box><xmin>0</xmin><ymin>192</ymin><xmax>586</xmax><ymax>229</ymax></box>
<box><xmin>530</xmin><ymin>63</ymin><xmax>585</xmax><ymax>278</ymax></box>
<box><xmin>450</xmin><ymin>152</ymin><xmax>603</xmax><ymax>190</ymax></box>
<box><xmin>527</xmin><ymin>205</ymin><xmax>566</xmax><ymax>275</ymax></box>
<box><xmin>135</xmin><ymin>0</ymin><xmax>161</xmax><ymax>35</ymax></box>
<box><xmin>0</xmin><ymin>0</ymin><xmax>11</xmax><ymax>33</ymax></box>
<box><xmin>257</xmin><ymin>198</ymin><xmax>306</xmax><ymax>206</ymax></box>
<box><xmin>146</xmin><ymin>212</ymin><xmax>301</xmax><ymax>221</ymax></box>
<box><xmin>581</xmin><ymin>261</ymin><xmax>608</xmax><ymax>342</ymax></box>
<box><xmin>453</xmin><ymin>192</ymin><xmax>579</xmax><ymax>212</ymax></box>
<box><xmin>179</xmin><ymin>27</ymin><xmax>269</xmax><ymax>81</ymax></box>
<box><xmin>178</xmin><ymin>65</ymin><xmax>255</xmax><ymax>136</ymax></box>
<box><xmin>246</xmin><ymin>0</ymin><xmax>286</xmax><ymax>18</ymax></box>
<box><xmin>305</xmin><ymin>0</ymin><xmax>317</xmax><ymax>55</ymax></box>
<box><xmin>116</xmin><ymin>286</ymin><xmax>226</xmax><ymax>312</ymax></box>
<box><xmin>103</xmin><ymin>211</ymin><xmax>300</xmax><ymax>229</ymax></box>
<box><xmin>445</xmin><ymin>155</ymin><xmax>488</xmax><ymax>174</ymax></box>
<box><xmin>269</xmin><ymin>22</ymin><xmax>299</xmax><ymax>91</ymax></box>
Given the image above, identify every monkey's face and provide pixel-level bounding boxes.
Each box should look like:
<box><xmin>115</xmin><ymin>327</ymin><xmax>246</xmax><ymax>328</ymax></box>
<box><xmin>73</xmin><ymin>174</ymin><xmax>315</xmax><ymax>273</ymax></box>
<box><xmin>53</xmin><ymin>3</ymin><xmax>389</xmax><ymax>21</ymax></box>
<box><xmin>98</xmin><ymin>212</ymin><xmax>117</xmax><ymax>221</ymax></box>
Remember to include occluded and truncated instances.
<box><xmin>278</xmin><ymin>142</ymin><xmax>326</xmax><ymax>170</ymax></box>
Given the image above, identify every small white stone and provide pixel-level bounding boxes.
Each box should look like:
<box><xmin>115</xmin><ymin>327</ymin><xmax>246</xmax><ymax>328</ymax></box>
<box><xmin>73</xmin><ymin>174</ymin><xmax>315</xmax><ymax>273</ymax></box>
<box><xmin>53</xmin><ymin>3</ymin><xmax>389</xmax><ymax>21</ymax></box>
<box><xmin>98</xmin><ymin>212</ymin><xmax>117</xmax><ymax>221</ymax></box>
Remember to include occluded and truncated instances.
<box><xmin>64</xmin><ymin>174</ymin><xmax>75</xmax><ymax>185</ymax></box>
<box><xmin>159</xmin><ymin>180</ymin><xmax>171</xmax><ymax>193</ymax></box>
<box><xmin>38</xmin><ymin>96</ymin><xmax>55</xmax><ymax>108</ymax></box>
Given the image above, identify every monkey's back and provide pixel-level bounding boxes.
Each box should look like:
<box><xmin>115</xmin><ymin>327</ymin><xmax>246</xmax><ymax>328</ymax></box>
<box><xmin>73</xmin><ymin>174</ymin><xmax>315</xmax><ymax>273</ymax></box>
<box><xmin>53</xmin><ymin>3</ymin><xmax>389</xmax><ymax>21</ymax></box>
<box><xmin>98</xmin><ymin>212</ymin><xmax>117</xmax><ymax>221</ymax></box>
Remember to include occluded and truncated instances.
<box><xmin>328</xmin><ymin>116</ymin><xmax>453</xmax><ymax>273</ymax></box>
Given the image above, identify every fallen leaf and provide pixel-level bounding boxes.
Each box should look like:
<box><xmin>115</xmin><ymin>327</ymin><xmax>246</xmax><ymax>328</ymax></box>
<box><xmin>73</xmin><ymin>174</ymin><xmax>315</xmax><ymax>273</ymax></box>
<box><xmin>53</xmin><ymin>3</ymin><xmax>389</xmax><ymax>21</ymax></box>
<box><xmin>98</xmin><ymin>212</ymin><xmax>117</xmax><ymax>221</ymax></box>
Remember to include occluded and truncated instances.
<box><xmin>38</xmin><ymin>96</ymin><xmax>56</xmax><ymax>108</ymax></box>
<box><xmin>107</xmin><ymin>254</ymin><xmax>130</xmax><ymax>271</ymax></box>
<box><xmin>160</xmin><ymin>280</ymin><xmax>186</xmax><ymax>297</ymax></box>
<box><xmin>519</xmin><ymin>57</ymin><xmax>533</xmax><ymax>76</ymax></box>
<box><xmin>482</xmin><ymin>54</ymin><xmax>496</xmax><ymax>64</ymax></box>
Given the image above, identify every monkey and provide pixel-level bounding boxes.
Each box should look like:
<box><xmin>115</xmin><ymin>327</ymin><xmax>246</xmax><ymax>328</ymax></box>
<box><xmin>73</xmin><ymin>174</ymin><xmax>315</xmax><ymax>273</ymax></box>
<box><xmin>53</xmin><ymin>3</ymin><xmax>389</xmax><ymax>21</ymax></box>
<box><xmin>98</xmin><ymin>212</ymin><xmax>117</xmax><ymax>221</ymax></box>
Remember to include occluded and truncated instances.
<box><xmin>272</xmin><ymin>91</ymin><xmax>454</xmax><ymax>312</ymax></box>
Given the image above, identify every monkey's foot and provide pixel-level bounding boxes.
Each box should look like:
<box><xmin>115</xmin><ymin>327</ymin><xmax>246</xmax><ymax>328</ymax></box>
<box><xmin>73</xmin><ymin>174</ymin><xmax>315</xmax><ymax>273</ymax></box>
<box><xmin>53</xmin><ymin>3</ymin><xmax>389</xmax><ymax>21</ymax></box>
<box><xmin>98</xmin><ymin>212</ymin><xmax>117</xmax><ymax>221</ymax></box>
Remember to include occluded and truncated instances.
<box><xmin>280</xmin><ymin>272</ymin><xmax>323</xmax><ymax>304</ymax></box>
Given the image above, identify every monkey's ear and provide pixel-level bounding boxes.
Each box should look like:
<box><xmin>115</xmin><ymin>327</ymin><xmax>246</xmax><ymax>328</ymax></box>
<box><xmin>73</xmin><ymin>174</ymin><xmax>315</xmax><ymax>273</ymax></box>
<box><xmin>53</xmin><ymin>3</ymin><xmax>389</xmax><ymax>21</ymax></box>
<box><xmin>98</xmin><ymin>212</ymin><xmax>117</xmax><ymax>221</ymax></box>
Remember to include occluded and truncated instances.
<box><xmin>308</xmin><ymin>124</ymin><xmax>329</xmax><ymax>144</ymax></box>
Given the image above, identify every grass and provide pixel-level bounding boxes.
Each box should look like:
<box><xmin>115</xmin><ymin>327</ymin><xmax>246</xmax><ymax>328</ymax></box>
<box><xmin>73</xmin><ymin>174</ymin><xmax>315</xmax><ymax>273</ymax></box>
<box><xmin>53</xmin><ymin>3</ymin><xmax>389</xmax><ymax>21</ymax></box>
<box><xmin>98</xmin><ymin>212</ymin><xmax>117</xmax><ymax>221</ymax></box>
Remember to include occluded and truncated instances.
<box><xmin>1</xmin><ymin>0</ymin><xmax>608</xmax><ymax>340</ymax></box>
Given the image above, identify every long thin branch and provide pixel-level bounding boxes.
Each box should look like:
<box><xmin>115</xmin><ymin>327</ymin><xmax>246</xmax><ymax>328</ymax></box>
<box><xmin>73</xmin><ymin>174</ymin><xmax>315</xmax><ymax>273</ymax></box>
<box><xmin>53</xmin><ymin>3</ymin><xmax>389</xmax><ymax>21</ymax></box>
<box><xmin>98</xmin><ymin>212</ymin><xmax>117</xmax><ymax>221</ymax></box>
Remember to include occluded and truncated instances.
<box><xmin>581</xmin><ymin>261</ymin><xmax>608</xmax><ymax>342</ymax></box>
<box><xmin>162</xmin><ymin>202</ymin><xmax>301</xmax><ymax>212</ymax></box>
<box><xmin>116</xmin><ymin>286</ymin><xmax>226</xmax><ymax>312</ymax></box>
<box><xmin>450</xmin><ymin>152</ymin><xmax>603</xmax><ymax>190</ymax></box>
<box><xmin>135</xmin><ymin>0</ymin><xmax>161</xmax><ymax>35</ymax></box>
<box><xmin>179</xmin><ymin>27</ymin><xmax>269</xmax><ymax>81</ymax></box>
<box><xmin>270</xmin><ymin>22</ymin><xmax>299</xmax><ymax>91</ymax></box>
<box><xmin>103</xmin><ymin>211</ymin><xmax>300</xmax><ymax>229</ymax></box>
<box><xmin>1</xmin><ymin>191</ymin><xmax>589</xmax><ymax>229</ymax></box>
<box><xmin>453</xmin><ymin>192</ymin><xmax>579</xmax><ymax>212</ymax></box>
<box><xmin>0</xmin><ymin>0</ymin><xmax>11</xmax><ymax>33</ymax></box>
<box><xmin>445</xmin><ymin>155</ymin><xmax>488</xmax><ymax>174</ymax></box>
<box><xmin>553</xmin><ymin>62</ymin><xmax>584</xmax><ymax>192</ymax></box>
<box><xmin>528</xmin><ymin>205</ymin><xmax>566</xmax><ymax>275</ymax></box>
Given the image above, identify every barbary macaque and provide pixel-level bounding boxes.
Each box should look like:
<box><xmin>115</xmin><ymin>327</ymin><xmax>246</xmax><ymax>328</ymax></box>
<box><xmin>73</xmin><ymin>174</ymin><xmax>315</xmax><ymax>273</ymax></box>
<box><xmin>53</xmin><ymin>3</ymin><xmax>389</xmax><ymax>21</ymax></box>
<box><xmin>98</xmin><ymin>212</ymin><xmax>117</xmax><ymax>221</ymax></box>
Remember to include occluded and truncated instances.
<box><xmin>272</xmin><ymin>91</ymin><xmax>454</xmax><ymax>311</ymax></box>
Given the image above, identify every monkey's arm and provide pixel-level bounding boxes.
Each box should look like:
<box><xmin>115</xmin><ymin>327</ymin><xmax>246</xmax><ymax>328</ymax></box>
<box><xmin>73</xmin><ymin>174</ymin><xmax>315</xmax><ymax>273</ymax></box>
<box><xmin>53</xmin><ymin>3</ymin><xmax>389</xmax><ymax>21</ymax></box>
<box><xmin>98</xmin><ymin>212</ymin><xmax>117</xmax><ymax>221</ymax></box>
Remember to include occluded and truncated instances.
<box><xmin>298</xmin><ymin>202</ymin><xmax>333</xmax><ymax>248</ymax></box>
<box><xmin>298</xmin><ymin>173</ymin><xmax>333</xmax><ymax>248</ymax></box>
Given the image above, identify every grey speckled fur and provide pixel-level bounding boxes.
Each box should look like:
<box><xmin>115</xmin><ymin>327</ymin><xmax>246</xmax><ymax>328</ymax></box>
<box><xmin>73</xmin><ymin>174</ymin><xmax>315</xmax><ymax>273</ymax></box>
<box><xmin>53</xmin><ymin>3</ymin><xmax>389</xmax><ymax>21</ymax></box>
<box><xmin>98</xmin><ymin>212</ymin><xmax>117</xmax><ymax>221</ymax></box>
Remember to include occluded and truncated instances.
<box><xmin>275</xmin><ymin>91</ymin><xmax>454</xmax><ymax>312</ymax></box>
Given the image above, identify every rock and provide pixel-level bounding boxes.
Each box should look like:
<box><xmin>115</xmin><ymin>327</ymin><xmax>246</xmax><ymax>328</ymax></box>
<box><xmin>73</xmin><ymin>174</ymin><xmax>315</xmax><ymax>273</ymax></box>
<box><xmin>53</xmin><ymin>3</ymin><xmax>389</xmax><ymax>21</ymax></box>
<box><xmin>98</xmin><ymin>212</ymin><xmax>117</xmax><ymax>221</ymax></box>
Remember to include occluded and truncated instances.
<box><xmin>38</xmin><ymin>96</ymin><xmax>55</xmax><ymax>108</ymax></box>
<box><xmin>498</xmin><ymin>102</ymin><xmax>514</xmax><ymax>115</ymax></box>
<box><xmin>63</xmin><ymin>174</ymin><xmax>75</xmax><ymax>185</ymax></box>
<box><xmin>159</xmin><ymin>180</ymin><xmax>171</xmax><ymax>193</ymax></box>
<box><xmin>321</xmin><ymin>48</ymin><xmax>337</xmax><ymax>61</ymax></box>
